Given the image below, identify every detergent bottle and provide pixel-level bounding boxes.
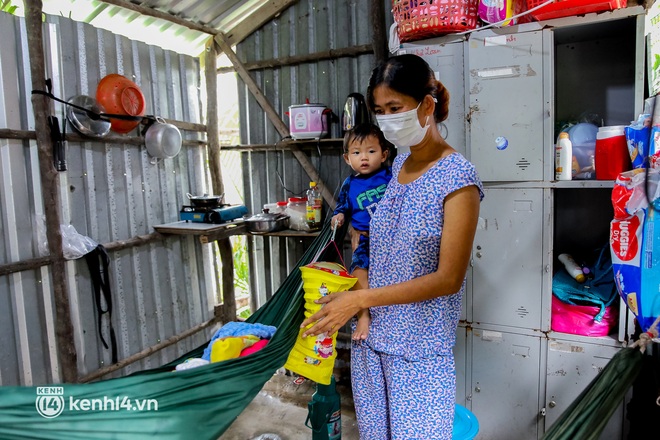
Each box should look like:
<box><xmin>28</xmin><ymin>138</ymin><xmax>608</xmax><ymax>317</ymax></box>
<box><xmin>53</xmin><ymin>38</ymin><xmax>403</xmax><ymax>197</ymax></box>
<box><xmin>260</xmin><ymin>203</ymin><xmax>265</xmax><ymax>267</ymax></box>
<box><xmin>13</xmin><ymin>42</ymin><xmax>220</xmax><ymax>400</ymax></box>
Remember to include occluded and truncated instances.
<box><xmin>305</xmin><ymin>376</ymin><xmax>341</xmax><ymax>440</ymax></box>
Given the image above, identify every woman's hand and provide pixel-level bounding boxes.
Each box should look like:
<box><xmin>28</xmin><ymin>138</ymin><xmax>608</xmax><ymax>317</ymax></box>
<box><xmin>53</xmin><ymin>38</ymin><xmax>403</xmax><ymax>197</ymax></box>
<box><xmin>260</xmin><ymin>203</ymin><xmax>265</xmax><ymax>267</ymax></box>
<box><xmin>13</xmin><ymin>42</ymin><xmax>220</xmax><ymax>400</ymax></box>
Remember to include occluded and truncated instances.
<box><xmin>301</xmin><ymin>290</ymin><xmax>361</xmax><ymax>338</ymax></box>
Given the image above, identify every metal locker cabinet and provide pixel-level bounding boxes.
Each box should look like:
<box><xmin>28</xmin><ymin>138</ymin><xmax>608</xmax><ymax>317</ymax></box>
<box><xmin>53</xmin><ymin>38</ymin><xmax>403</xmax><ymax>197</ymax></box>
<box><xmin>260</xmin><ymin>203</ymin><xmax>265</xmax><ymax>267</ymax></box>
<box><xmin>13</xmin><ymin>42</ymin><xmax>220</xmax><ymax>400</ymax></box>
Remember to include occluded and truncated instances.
<box><xmin>454</xmin><ymin>324</ymin><xmax>468</xmax><ymax>408</ymax></box>
<box><xmin>400</xmin><ymin>36</ymin><xmax>467</xmax><ymax>157</ymax></box>
<box><xmin>471</xmin><ymin>328</ymin><xmax>542</xmax><ymax>440</ymax></box>
<box><xmin>468</xmin><ymin>29</ymin><xmax>546</xmax><ymax>181</ymax></box>
<box><xmin>545</xmin><ymin>339</ymin><xmax>626</xmax><ymax>439</ymax></box>
<box><xmin>472</xmin><ymin>188</ymin><xmax>544</xmax><ymax>329</ymax></box>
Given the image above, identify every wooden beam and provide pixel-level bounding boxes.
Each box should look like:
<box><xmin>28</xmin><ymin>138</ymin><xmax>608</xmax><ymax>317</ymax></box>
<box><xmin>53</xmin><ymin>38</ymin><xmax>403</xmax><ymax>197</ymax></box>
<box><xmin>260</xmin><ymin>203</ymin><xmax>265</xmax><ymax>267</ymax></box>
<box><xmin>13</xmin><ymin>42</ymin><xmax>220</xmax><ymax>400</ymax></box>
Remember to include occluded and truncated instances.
<box><xmin>223</xmin><ymin>0</ymin><xmax>299</xmax><ymax>47</ymax></box>
<box><xmin>214</xmin><ymin>32</ymin><xmax>336</xmax><ymax>210</ymax></box>
<box><xmin>205</xmin><ymin>39</ymin><xmax>237</xmax><ymax>324</ymax></box>
<box><xmin>0</xmin><ymin>256</ymin><xmax>54</xmax><ymax>277</ymax></box>
<box><xmin>0</xmin><ymin>129</ymin><xmax>206</xmax><ymax>148</ymax></box>
<box><xmin>371</xmin><ymin>0</ymin><xmax>388</xmax><ymax>65</ymax></box>
<box><xmin>24</xmin><ymin>0</ymin><xmax>78</xmax><ymax>383</ymax></box>
<box><xmin>95</xmin><ymin>0</ymin><xmax>218</xmax><ymax>36</ymax></box>
<box><xmin>79</xmin><ymin>315</ymin><xmax>219</xmax><ymax>383</ymax></box>
<box><xmin>216</xmin><ymin>44</ymin><xmax>374</xmax><ymax>73</ymax></box>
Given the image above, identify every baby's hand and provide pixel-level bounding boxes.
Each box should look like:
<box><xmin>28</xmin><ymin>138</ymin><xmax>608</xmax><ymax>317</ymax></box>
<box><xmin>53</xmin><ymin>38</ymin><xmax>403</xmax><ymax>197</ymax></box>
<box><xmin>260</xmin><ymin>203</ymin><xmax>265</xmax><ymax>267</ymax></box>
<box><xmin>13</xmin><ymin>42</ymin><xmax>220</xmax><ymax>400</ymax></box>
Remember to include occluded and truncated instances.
<box><xmin>332</xmin><ymin>213</ymin><xmax>344</xmax><ymax>228</ymax></box>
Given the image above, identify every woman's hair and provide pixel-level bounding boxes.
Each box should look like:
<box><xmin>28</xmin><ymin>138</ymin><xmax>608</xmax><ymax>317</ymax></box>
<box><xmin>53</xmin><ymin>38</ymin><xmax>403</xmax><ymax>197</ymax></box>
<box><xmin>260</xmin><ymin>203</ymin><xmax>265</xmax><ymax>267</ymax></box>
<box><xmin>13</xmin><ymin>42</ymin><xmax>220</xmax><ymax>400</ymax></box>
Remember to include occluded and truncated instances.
<box><xmin>342</xmin><ymin>123</ymin><xmax>393</xmax><ymax>155</ymax></box>
<box><xmin>367</xmin><ymin>54</ymin><xmax>450</xmax><ymax>123</ymax></box>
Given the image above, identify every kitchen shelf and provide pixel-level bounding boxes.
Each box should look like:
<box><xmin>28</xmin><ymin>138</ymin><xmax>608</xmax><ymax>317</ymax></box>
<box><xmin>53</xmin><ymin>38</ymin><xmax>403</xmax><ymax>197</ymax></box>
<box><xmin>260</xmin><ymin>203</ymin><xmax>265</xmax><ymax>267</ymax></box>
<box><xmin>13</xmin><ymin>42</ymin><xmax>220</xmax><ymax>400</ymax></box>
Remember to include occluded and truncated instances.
<box><xmin>153</xmin><ymin>220</ymin><xmax>245</xmax><ymax>244</ymax></box>
<box><xmin>248</xmin><ymin>229</ymin><xmax>320</xmax><ymax>237</ymax></box>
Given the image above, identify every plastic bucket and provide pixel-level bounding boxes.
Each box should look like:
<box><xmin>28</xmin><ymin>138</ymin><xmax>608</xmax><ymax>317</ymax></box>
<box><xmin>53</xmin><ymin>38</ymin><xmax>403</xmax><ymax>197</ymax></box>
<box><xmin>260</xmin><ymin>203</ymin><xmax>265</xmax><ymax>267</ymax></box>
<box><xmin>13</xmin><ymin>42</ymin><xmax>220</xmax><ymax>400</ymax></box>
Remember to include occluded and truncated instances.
<box><xmin>289</xmin><ymin>104</ymin><xmax>329</xmax><ymax>140</ymax></box>
<box><xmin>595</xmin><ymin>126</ymin><xmax>631</xmax><ymax>180</ymax></box>
<box><xmin>453</xmin><ymin>404</ymin><xmax>479</xmax><ymax>440</ymax></box>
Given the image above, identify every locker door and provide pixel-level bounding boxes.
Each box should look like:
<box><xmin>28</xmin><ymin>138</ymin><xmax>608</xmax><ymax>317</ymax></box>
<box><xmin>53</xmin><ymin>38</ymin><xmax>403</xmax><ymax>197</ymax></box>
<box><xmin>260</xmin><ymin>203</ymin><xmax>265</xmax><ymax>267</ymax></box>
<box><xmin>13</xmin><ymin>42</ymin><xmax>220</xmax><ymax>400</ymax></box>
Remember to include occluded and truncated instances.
<box><xmin>468</xmin><ymin>30</ymin><xmax>545</xmax><ymax>181</ymax></box>
<box><xmin>471</xmin><ymin>329</ymin><xmax>541</xmax><ymax>440</ymax></box>
<box><xmin>545</xmin><ymin>340</ymin><xmax>625</xmax><ymax>439</ymax></box>
<box><xmin>454</xmin><ymin>325</ymin><xmax>468</xmax><ymax>408</ymax></box>
<box><xmin>400</xmin><ymin>39</ymin><xmax>466</xmax><ymax>157</ymax></box>
<box><xmin>472</xmin><ymin>188</ymin><xmax>544</xmax><ymax>329</ymax></box>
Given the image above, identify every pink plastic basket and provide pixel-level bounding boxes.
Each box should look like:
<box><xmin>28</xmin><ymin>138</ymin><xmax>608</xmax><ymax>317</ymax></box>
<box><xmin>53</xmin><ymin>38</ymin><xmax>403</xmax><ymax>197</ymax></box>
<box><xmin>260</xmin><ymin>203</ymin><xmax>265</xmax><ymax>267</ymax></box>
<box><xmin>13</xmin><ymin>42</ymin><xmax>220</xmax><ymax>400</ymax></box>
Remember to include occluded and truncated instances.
<box><xmin>393</xmin><ymin>0</ymin><xmax>479</xmax><ymax>42</ymax></box>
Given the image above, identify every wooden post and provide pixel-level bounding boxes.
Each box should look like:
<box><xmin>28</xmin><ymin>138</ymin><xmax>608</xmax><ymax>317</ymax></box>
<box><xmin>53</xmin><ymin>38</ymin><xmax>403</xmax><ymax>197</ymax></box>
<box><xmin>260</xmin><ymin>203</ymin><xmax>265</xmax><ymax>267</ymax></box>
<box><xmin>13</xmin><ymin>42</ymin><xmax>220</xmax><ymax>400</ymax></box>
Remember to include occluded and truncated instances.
<box><xmin>24</xmin><ymin>0</ymin><xmax>78</xmax><ymax>383</ymax></box>
<box><xmin>205</xmin><ymin>39</ymin><xmax>236</xmax><ymax>323</ymax></box>
<box><xmin>214</xmin><ymin>32</ymin><xmax>336</xmax><ymax>210</ymax></box>
<box><xmin>371</xmin><ymin>0</ymin><xmax>388</xmax><ymax>65</ymax></box>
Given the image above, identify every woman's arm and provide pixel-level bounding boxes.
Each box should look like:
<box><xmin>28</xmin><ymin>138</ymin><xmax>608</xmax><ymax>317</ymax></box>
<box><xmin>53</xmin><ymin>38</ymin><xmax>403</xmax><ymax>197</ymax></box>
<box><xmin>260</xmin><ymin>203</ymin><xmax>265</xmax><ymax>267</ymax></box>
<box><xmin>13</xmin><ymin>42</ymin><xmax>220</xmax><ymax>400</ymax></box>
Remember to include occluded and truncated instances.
<box><xmin>301</xmin><ymin>185</ymin><xmax>481</xmax><ymax>337</ymax></box>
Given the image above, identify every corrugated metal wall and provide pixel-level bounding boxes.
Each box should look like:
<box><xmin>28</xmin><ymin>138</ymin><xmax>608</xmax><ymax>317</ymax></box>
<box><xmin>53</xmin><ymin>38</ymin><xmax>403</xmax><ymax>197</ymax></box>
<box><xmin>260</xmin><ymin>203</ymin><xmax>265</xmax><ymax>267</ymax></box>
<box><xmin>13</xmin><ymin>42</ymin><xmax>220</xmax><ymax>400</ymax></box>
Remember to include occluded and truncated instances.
<box><xmin>236</xmin><ymin>0</ymin><xmax>393</xmax><ymax>307</ymax></box>
<box><xmin>0</xmin><ymin>12</ymin><xmax>217</xmax><ymax>386</ymax></box>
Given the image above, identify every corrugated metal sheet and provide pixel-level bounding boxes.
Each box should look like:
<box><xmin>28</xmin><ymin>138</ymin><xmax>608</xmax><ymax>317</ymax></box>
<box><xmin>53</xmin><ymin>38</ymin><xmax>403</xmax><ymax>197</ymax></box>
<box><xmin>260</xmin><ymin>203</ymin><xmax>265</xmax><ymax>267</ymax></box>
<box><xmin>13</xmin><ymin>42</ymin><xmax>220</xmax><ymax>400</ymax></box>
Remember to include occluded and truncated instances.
<box><xmin>236</xmin><ymin>0</ymin><xmax>393</xmax><ymax>307</ymax></box>
<box><xmin>0</xmin><ymin>12</ymin><xmax>217</xmax><ymax>386</ymax></box>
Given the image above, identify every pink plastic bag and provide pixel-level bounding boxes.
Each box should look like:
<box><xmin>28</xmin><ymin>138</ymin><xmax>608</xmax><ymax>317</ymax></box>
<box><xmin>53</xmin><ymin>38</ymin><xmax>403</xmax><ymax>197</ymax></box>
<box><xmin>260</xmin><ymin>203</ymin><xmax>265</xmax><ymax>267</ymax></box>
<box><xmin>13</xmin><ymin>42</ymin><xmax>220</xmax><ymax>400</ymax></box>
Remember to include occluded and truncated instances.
<box><xmin>551</xmin><ymin>295</ymin><xmax>619</xmax><ymax>337</ymax></box>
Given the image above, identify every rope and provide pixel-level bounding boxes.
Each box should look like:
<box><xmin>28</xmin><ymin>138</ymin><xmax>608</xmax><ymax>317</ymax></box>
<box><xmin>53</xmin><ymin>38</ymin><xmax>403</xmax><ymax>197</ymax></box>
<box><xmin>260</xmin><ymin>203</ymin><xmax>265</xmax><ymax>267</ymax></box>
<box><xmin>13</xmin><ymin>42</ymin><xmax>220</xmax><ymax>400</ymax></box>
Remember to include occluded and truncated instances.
<box><xmin>630</xmin><ymin>315</ymin><xmax>660</xmax><ymax>354</ymax></box>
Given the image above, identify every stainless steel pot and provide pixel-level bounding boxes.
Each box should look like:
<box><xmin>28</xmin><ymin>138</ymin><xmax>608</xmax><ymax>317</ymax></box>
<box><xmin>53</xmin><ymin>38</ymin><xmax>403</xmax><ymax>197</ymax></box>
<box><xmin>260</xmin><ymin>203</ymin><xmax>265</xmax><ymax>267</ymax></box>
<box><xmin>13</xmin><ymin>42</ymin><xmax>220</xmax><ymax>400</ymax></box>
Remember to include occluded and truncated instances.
<box><xmin>187</xmin><ymin>193</ymin><xmax>224</xmax><ymax>208</ymax></box>
<box><xmin>244</xmin><ymin>210</ymin><xmax>290</xmax><ymax>233</ymax></box>
<box><xmin>145</xmin><ymin>117</ymin><xmax>182</xmax><ymax>159</ymax></box>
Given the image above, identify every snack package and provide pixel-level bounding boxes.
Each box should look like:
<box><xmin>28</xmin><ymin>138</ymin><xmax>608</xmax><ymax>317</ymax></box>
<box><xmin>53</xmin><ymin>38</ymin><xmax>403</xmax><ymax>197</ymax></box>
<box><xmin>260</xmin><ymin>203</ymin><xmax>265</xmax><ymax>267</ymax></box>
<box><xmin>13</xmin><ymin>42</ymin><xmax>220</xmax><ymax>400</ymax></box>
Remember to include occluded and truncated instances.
<box><xmin>284</xmin><ymin>262</ymin><xmax>357</xmax><ymax>385</ymax></box>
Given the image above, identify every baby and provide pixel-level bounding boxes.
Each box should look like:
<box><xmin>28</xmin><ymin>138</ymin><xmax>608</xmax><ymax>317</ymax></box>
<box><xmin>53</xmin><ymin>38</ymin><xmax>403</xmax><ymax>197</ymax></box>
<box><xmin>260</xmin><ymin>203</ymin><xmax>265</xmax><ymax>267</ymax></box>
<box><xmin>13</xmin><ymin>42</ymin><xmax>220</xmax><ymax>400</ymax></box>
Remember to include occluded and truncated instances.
<box><xmin>332</xmin><ymin>123</ymin><xmax>393</xmax><ymax>340</ymax></box>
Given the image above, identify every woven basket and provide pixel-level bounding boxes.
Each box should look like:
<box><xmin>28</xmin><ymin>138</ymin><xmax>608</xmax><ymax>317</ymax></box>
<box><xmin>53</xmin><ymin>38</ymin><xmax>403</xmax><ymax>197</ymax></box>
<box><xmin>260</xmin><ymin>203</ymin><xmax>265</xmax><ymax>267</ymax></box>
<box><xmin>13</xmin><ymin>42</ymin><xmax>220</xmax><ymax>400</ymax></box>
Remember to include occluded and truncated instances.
<box><xmin>393</xmin><ymin>0</ymin><xmax>479</xmax><ymax>43</ymax></box>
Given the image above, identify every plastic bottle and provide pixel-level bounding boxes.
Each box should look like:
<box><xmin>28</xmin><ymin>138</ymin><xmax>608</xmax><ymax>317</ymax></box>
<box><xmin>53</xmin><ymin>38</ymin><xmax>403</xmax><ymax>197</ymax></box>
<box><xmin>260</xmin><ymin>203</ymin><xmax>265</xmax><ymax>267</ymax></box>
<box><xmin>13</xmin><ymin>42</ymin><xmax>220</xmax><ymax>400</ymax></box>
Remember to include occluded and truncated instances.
<box><xmin>555</xmin><ymin>132</ymin><xmax>573</xmax><ymax>181</ymax></box>
<box><xmin>558</xmin><ymin>253</ymin><xmax>586</xmax><ymax>283</ymax></box>
<box><xmin>306</xmin><ymin>182</ymin><xmax>322</xmax><ymax>231</ymax></box>
<box><xmin>305</xmin><ymin>376</ymin><xmax>341</xmax><ymax>440</ymax></box>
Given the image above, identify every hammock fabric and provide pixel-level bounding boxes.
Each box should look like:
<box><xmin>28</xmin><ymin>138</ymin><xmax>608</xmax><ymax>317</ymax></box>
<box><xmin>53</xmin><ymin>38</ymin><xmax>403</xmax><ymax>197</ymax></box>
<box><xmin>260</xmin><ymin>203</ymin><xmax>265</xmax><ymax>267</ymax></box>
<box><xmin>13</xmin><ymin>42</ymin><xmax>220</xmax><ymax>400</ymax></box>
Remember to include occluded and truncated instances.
<box><xmin>541</xmin><ymin>346</ymin><xmax>644</xmax><ymax>440</ymax></box>
<box><xmin>0</xmin><ymin>222</ymin><xmax>344</xmax><ymax>440</ymax></box>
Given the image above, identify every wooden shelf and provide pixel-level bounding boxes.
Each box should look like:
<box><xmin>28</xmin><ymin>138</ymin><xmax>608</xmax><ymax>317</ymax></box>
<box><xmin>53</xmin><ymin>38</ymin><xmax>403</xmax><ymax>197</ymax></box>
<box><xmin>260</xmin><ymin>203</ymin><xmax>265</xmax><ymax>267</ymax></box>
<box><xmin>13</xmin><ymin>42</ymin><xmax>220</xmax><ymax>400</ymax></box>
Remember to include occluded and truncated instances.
<box><xmin>153</xmin><ymin>220</ymin><xmax>245</xmax><ymax>244</ymax></box>
<box><xmin>248</xmin><ymin>229</ymin><xmax>320</xmax><ymax>237</ymax></box>
<box><xmin>220</xmin><ymin>138</ymin><xmax>343</xmax><ymax>152</ymax></box>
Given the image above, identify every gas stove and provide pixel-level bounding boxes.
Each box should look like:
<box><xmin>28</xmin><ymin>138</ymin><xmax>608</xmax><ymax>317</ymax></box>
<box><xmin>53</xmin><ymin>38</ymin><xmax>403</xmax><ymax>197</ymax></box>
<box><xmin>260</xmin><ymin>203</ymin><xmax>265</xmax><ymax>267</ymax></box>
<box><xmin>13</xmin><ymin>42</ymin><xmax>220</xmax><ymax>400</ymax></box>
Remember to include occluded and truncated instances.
<box><xmin>179</xmin><ymin>204</ymin><xmax>248</xmax><ymax>224</ymax></box>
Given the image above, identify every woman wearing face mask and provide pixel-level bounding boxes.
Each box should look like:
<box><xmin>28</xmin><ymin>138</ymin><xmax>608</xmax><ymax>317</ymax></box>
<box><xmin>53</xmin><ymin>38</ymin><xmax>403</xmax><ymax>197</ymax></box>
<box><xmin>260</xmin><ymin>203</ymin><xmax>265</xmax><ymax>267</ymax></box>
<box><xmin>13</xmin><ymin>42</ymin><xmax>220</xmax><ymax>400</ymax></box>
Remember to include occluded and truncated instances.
<box><xmin>301</xmin><ymin>54</ymin><xmax>484</xmax><ymax>439</ymax></box>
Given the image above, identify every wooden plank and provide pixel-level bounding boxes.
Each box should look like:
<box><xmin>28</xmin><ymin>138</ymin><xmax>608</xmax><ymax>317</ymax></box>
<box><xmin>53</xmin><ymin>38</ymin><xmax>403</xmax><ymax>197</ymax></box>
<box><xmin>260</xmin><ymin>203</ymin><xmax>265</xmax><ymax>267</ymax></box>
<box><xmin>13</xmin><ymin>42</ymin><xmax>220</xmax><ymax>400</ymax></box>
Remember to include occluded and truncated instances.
<box><xmin>216</xmin><ymin>44</ymin><xmax>374</xmax><ymax>73</ymax></box>
<box><xmin>25</xmin><ymin>0</ymin><xmax>79</xmax><ymax>383</ymax></box>
<box><xmin>371</xmin><ymin>0</ymin><xmax>388</xmax><ymax>65</ymax></box>
<box><xmin>224</xmin><ymin>0</ymin><xmax>299</xmax><ymax>47</ymax></box>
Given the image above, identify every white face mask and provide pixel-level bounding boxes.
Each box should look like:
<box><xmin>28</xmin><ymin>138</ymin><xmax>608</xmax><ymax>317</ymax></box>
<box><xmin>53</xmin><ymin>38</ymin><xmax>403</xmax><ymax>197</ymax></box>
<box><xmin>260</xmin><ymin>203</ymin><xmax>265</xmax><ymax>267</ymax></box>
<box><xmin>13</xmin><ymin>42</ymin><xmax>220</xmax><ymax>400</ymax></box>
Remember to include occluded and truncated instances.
<box><xmin>375</xmin><ymin>102</ymin><xmax>430</xmax><ymax>148</ymax></box>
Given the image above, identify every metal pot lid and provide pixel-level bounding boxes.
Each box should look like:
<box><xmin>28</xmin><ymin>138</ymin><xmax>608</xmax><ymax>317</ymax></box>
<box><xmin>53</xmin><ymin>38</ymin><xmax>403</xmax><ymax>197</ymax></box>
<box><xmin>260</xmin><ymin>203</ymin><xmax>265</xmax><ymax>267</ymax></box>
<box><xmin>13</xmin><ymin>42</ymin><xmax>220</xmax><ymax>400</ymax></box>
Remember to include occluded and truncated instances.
<box><xmin>67</xmin><ymin>95</ymin><xmax>111</xmax><ymax>138</ymax></box>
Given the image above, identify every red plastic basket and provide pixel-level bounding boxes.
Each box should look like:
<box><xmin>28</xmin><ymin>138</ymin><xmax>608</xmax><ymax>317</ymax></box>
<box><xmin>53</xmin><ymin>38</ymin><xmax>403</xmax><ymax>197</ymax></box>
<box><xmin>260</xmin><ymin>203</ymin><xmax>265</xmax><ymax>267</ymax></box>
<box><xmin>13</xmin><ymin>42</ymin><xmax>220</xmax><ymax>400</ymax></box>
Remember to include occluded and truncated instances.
<box><xmin>525</xmin><ymin>0</ymin><xmax>626</xmax><ymax>21</ymax></box>
<box><xmin>393</xmin><ymin>0</ymin><xmax>479</xmax><ymax>43</ymax></box>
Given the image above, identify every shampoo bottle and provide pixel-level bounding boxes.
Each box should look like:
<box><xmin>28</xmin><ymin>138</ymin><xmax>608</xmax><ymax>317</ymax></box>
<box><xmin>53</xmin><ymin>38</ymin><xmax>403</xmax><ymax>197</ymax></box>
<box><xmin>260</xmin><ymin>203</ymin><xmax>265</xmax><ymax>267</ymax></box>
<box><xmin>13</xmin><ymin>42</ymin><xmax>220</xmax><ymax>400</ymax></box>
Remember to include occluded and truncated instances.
<box><xmin>555</xmin><ymin>132</ymin><xmax>573</xmax><ymax>181</ymax></box>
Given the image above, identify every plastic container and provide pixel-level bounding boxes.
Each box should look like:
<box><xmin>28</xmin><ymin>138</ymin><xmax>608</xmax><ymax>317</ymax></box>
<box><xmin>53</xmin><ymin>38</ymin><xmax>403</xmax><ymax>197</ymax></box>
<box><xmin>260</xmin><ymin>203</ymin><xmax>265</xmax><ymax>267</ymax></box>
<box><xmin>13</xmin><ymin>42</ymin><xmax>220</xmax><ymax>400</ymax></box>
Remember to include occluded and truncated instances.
<box><xmin>305</xmin><ymin>376</ymin><xmax>341</xmax><ymax>440</ymax></box>
<box><xmin>595</xmin><ymin>125</ymin><xmax>631</xmax><ymax>180</ymax></box>
<box><xmin>392</xmin><ymin>0</ymin><xmax>479</xmax><ymax>43</ymax></box>
<box><xmin>558</xmin><ymin>253</ymin><xmax>585</xmax><ymax>283</ymax></box>
<box><xmin>289</xmin><ymin>104</ymin><xmax>329</xmax><ymax>140</ymax></box>
<box><xmin>566</xmin><ymin>123</ymin><xmax>598</xmax><ymax>179</ymax></box>
<box><xmin>555</xmin><ymin>132</ymin><xmax>573</xmax><ymax>181</ymax></box>
<box><xmin>525</xmin><ymin>0</ymin><xmax>626</xmax><ymax>22</ymax></box>
<box><xmin>306</xmin><ymin>182</ymin><xmax>322</xmax><ymax>231</ymax></box>
<box><xmin>286</xmin><ymin>197</ymin><xmax>309</xmax><ymax>231</ymax></box>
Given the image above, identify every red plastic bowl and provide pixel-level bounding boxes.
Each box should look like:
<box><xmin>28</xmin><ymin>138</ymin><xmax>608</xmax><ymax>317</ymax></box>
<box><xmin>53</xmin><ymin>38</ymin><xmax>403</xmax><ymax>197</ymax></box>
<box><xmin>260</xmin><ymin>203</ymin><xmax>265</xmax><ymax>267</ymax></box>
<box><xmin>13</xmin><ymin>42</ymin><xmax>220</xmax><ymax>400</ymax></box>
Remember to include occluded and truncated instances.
<box><xmin>96</xmin><ymin>74</ymin><xmax>146</xmax><ymax>134</ymax></box>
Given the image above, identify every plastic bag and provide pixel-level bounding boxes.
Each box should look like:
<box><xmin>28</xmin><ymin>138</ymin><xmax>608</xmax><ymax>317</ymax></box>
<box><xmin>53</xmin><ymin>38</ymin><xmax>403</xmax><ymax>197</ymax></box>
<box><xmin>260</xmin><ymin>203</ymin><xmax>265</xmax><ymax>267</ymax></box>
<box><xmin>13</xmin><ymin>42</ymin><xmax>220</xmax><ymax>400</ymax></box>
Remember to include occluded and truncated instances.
<box><xmin>37</xmin><ymin>215</ymin><xmax>98</xmax><ymax>260</ymax></box>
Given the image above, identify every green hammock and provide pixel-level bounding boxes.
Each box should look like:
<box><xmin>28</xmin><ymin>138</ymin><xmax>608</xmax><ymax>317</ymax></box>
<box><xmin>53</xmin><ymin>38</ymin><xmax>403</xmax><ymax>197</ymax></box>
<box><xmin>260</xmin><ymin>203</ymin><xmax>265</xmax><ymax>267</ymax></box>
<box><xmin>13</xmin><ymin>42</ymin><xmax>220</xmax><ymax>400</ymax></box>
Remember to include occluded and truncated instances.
<box><xmin>0</xmin><ymin>222</ymin><xmax>342</xmax><ymax>440</ymax></box>
<box><xmin>541</xmin><ymin>346</ymin><xmax>644</xmax><ymax>440</ymax></box>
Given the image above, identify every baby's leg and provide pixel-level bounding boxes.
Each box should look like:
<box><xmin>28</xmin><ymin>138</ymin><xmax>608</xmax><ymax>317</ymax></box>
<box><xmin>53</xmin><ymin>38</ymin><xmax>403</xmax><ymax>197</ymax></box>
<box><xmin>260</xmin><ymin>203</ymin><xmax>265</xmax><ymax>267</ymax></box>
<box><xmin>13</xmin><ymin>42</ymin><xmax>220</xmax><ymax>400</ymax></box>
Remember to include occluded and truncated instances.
<box><xmin>352</xmin><ymin>267</ymin><xmax>371</xmax><ymax>340</ymax></box>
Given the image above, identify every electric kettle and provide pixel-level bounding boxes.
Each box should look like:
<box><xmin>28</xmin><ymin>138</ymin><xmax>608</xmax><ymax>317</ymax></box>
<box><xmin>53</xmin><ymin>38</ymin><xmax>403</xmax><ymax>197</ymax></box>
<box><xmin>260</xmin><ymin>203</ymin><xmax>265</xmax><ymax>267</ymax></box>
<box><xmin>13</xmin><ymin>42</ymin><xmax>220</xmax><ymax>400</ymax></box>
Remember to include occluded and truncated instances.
<box><xmin>341</xmin><ymin>93</ymin><xmax>370</xmax><ymax>134</ymax></box>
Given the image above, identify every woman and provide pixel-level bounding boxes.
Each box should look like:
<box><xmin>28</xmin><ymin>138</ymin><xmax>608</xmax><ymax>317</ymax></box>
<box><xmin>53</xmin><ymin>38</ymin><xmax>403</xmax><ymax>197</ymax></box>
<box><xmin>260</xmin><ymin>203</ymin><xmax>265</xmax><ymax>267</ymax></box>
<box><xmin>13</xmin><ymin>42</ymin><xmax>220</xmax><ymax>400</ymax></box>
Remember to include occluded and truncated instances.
<box><xmin>302</xmin><ymin>54</ymin><xmax>484</xmax><ymax>439</ymax></box>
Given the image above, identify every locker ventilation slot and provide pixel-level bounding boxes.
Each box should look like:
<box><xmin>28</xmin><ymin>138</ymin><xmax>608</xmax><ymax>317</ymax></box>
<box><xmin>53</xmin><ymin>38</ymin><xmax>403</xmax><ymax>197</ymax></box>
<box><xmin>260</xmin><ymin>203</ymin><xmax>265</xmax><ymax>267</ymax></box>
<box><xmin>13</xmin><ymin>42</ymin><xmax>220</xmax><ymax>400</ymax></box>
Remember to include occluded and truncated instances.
<box><xmin>516</xmin><ymin>158</ymin><xmax>531</xmax><ymax>170</ymax></box>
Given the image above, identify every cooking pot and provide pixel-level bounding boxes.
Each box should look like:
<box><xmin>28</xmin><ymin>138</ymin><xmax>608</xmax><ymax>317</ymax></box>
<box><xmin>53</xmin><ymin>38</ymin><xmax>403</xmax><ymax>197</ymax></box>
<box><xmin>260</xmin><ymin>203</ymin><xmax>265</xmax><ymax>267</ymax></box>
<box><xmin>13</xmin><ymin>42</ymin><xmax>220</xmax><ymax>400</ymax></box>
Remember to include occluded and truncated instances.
<box><xmin>244</xmin><ymin>209</ymin><xmax>290</xmax><ymax>234</ymax></box>
<box><xmin>145</xmin><ymin>117</ymin><xmax>182</xmax><ymax>159</ymax></box>
<box><xmin>187</xmin><ymin>193</ymin><xmax>224</xmax><ymax>208</ymax></box>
